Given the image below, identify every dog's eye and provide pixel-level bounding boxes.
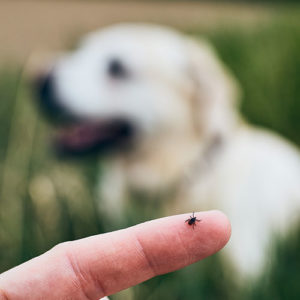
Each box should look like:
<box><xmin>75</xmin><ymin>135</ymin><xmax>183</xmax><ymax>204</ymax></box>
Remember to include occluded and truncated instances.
<box><xmin>107</xmin><ymin>59</ymin><xmax>127</xmax><ymax>79</ymax></box>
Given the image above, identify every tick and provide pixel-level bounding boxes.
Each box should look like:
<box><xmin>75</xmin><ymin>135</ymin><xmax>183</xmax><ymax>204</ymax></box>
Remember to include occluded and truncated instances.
<box><xmin>185</xmin><ymin>212</ymin><xmax>201</xmax><ymax>229</ymax></box>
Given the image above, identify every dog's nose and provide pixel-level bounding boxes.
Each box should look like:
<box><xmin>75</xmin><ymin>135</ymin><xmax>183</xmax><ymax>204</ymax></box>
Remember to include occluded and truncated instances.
<box><xmin>34</xmin><ymin>72</ymin><xmax>69</xmax><ymax>121</ymax></box>
<box><xmin>35</xmin><ymin>72</ymin><xmax>58</xmax><ymax>112</ymax></box>
<box><xmin>36</xmin><ymin>72</ymin><xmax>52</xmax><ymax>97</ymax></box>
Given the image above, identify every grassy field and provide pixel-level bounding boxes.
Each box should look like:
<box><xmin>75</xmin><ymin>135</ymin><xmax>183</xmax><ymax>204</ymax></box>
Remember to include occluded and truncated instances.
<box><xmin>0</xmin><ymin>3</ymin><xmax>300</xmax><ymax>299</ymax></box>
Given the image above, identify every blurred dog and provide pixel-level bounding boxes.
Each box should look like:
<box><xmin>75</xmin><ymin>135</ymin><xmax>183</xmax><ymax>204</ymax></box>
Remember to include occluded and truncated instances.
<box><xmin>35</xmin><ymin>24</ymin><xmax>300</xmax><ymax>278</ymax></box>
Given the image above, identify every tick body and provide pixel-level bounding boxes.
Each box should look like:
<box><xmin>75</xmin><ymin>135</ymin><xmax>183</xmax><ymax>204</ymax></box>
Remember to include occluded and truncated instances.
<box><xmin>185</xmin><ymin>212</ymin><xmax>201</xmax><ymax>229</ymax></box>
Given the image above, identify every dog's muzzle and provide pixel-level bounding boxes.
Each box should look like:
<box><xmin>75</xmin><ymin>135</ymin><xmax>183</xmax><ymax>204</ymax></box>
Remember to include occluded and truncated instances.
<box><xmin>34</xmin><ymin>72</ymin><xmax>136</xmax><ymax>156</ymax></box>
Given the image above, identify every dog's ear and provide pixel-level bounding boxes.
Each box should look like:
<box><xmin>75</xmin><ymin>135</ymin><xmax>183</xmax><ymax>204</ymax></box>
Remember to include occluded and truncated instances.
<box><xmin>185</xmin><ymin>37</ymin><xmax>241</xmax><ymax>140</ymax></box>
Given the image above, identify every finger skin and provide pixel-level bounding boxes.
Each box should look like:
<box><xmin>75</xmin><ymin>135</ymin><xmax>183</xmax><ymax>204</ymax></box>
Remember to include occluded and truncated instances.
<box><xmin>0</xmin><ymin>211</ymin><xmax>230</xmax><ymax>300</ymax></box>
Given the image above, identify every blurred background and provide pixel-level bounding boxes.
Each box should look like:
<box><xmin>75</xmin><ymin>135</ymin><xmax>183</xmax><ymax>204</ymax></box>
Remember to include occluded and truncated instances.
<box><xmin>0</xmin><ymin>0</ymin><xmax>300</xmax><ymax>299</ymax></box>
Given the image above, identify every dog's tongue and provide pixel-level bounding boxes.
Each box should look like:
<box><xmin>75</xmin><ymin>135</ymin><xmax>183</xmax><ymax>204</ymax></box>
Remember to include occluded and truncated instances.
<box><xmin>54</xmin><ymin>120</ymin><xmax>133</xmax><ymax>155</ymax></box>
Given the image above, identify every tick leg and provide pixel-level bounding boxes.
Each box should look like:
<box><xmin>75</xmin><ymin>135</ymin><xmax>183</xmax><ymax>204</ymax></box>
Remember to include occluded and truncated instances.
<box><xmin>196</xmin><ymin>219</ymin><xmax>201</xmax><ymax>222</ymax></box>
<box><xmin>185</xmin><ymin>219</ymin><xmax>189</xmax><ymax>223</ymax></box>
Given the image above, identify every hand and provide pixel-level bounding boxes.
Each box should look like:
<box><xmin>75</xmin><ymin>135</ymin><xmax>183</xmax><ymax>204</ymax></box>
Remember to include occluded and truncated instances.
<box><xmin>0</xmin><ymin>211</ymin><xmax>230</xmax><ymax>300</ymax></box>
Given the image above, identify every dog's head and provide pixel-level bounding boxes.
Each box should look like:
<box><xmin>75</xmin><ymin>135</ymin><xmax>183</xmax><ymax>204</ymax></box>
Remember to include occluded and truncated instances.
<box><xmin>35</xmin><ymin>23</ymin><xmax>240</xmax><ymax>156</ymax></box>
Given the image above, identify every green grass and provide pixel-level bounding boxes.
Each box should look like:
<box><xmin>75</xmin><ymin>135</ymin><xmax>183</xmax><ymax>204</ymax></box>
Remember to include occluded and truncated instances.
<box><xmin>0</xmin><ymin>12</ymin><xmax>300</xmax><ymax>299</ymax></box>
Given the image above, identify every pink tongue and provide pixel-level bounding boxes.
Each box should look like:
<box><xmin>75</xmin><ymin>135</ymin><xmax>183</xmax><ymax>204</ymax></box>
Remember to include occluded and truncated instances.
<box><xmin>55</xmin><ymin>122</ymin><xmax>113</xmax><ymax>151</ymax></box>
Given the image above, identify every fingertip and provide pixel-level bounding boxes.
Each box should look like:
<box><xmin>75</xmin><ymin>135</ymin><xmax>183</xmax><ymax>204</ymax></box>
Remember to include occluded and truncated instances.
<box><xmin>178</xmin><ymin>210</ymin><xmax>231</xmax><ymax>261</ymax></box>
<box><xmin>207</xmin><ymin>210</ymin><xmax>231</xmax><ymax>250</ymax></box>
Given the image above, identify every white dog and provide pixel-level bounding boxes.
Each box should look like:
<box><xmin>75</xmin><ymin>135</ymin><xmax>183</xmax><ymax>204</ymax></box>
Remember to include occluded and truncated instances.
<box><xmin>36</xmin><ymin>23</ymin><xmax>300</xmax><ymax>279</ymax></box>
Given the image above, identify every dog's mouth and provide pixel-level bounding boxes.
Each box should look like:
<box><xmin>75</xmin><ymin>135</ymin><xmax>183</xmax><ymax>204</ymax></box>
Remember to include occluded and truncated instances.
<box><xmin>54</xmin><ymin>118</ymin><xmax>135</xmax><ymax>156</ymax></box>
